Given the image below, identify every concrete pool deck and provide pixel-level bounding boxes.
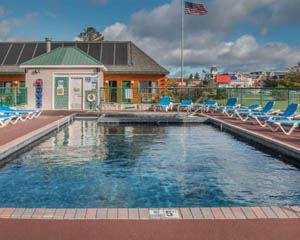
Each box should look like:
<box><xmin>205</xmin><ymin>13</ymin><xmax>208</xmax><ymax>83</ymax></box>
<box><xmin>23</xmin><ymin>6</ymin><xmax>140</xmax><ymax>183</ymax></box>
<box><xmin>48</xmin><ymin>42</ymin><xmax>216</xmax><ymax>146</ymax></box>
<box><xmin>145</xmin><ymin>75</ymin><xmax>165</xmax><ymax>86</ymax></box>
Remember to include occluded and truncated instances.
<box><xmin>1</xmin><ymin>110</ymin><xmax>300</xmax><ymax>239</ymax></box>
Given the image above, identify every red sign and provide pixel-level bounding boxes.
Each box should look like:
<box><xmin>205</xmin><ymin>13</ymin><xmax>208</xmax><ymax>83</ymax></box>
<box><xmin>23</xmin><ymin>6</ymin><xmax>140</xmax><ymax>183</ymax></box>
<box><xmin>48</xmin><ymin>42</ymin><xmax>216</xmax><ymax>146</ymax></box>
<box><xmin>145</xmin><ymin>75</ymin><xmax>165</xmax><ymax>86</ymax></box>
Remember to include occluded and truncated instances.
<box><xmin>216</xmin><ymin>75</ymin><xmax>231</xmax><ymax>83</ymax></box>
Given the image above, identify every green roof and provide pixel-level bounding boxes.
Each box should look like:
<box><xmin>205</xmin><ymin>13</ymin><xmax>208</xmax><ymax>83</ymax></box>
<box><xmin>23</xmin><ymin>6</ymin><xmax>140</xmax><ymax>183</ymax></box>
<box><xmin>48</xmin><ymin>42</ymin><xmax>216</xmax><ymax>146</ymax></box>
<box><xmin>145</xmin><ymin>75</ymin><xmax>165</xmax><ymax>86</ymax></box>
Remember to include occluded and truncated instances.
<box><xmin>21</xmin><ymin>47</ymin><xmax>102</xmax><ymax>66</ymax></box>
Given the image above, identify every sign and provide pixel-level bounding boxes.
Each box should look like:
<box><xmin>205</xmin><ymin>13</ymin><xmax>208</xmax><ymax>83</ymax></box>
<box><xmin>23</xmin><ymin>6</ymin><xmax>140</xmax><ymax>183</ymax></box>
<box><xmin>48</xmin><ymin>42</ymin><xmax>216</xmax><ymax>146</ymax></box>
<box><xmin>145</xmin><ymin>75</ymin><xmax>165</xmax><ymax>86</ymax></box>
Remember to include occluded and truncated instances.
<box><xmin>58</xmin><ymin>80</ymin><xmax>64</xmax><ymax>87</ymax></box>
<box><xmin>164</xmin><ymin>210</ymin><xmax>180</xmax><ymax>219</ymax></box>
<box><xmin>57</xmin><ymin>87</ymin><xmax>64</xmax><ymax>96</ymax></box>
<box><xmin>149</xmin><ymin>210</ymin><xmax>164</xmax><ymax>219</ymax></box>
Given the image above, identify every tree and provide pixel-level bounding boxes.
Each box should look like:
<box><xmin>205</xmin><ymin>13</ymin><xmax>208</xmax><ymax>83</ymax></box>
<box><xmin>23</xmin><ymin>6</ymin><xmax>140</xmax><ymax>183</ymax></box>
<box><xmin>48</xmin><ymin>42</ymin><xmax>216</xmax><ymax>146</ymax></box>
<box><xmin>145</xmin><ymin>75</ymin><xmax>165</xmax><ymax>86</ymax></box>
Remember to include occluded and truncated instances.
<box><xmin>77</xmin><ymin>27</ymin><xmax>104</xmax><ymax>41</ymax></box>
<box><xmin>194</xmin><ymin>72</ymin><xmax>200</xmax><ymax>81</ymax></box>
<box><xmin>278</xmin><ymin>62</ymin><xmax>300</xmax><ymax>87</ymax></box>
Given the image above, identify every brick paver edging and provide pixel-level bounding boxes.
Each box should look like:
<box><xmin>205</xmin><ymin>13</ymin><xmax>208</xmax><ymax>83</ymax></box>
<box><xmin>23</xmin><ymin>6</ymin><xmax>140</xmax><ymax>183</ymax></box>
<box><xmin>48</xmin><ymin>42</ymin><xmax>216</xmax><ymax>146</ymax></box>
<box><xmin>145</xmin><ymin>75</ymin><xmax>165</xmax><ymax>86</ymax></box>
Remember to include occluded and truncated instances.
<box><xmin>0</xmin><ymin>115</ymin><xmax>75</xmax><ymax>163</ymax></box>
<box><xmin>0</xmin><ymin>207</ymin><xmax>299</xmax><ymax>220</ymax></box>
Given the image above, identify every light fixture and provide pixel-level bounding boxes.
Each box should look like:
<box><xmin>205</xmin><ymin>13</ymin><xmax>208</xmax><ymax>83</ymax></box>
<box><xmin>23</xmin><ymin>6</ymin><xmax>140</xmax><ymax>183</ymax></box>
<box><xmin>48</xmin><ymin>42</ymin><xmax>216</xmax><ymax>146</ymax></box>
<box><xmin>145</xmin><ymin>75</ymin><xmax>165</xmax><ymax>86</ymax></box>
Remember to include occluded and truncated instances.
<box><xmin>105</xmin><ymin>80</ymin><xmax>109</xmax><ymax>84</ymax></box>
<box><xmin>131</xmin><ymin>80</ymin><xmax>134</xmax><ymax>84</ymax></box>
<box><xmin>34</xmin><ymin>69</ymin><xmax>40</xmax><ymax>74</ymax></box>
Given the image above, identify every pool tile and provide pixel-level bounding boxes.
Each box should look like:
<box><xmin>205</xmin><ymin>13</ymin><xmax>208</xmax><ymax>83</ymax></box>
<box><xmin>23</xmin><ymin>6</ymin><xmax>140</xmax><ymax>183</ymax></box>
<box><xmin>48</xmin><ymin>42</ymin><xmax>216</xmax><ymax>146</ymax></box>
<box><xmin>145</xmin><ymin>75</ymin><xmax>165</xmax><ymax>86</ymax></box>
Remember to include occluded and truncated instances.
<box><xmin>251</xmin><ymin>207</ymin><xmax>267</xmax><ymax>219</ymax></box>
<box><xmin>149</xmin><ymin>208</ymin><xmax>162</xmax><ymax>219</ymax></box>
<box><xmin>211</xmin><ymin>208</ymin><xmax>225</xmax><ymax>219</ymax></box>
<box><xmin>270</xmin><ymin>207</ymin><xmax>288</xmax><ymax>218</ymax></box>
<box><xmin>32</xmin><ymin>208</ymin><xmax>46</xmax><ymax>219</ymax></box>
<box><xmin>64</xmin><ymin>209</ymin><xmax>76</xmax><ymax>219</ymax></box>
<box><xmin>21</xmin><ymin>208</ymin><xmax>35</xmax><ymax>219</ymax></box>
<box><xmin>129</xmin><ymin>209</ymin><xmax>139</xmax><ymax>220</ymax></box>
<box><xmin>53</xmin><ymin>209</ymin><xmax>66</xmax><ymax>219</ymax></box>
<box><xmin>231</xmin><ymin>208</ymin><xmax>246</xmax><ymax>219</ymax></box>
<box><xmin>190</xmin><ymin>208</ymin><xmax>203</xmax><ymax>219</ymax></box>
<box><xmin>200</xmin><ymin>208</ymin><xmax>214</xmax><ymax>219</ymax></box>
<box><xmin>85</xmin><ymin>209</ymin><xmax>97</xmax><ymax>219</ymax></box>
<box><xmin>43</xmin><ymin>209</ymin><xmax>56</xmax><ymax>219</ymax></box>
<box><xmin>138</xmin><ymin>208</ymin><xmax>150</xmax><ymax>220</ymax></box>
<box><xmin>118</xmin><ymin>208</ymin><xmax>129</xmax><ymax>219</ymax></box>
<box><xmin>75</xmin><ymin>209</ymin><xmax>86</xmax><ymax>219</ymax></box>
<box><xmin>162</xmin><ymin>208</ymin><xmax>181</xmax><ymax>219</ymax></box>
<box><xmin>180</xmin><ymin>208</ymin><xmax>193</xmax><ymax>219</ymax></box>
<box><xmin>96</xmin><ymin>208</ymin><xmax>107</xmax><ymax>219</ymax></box>
<box><xmin>261</xmin><ymin>207</ymin><xmax>277</xmax><ymax>218</ymax></box>
<box><xmin>281</xmin><ymin>207</ymin><xmax>299</xmax><ymax>218</ymax></box>
<box><xmin>241</xmin><ymin>207</ymin><xmax>257</xmax><ymax>219</ymax></box>
<box><xmin>290</xmin><ymin>206</ymin><xmax>300</xmax><ymax>217</ymax></box>
<box><xmin>11</xmin><ymin>208</ymin><xmax>26</xmax><ymax>218</ymax></box>
<box><xmin>221</xmin><ymin>208</ymin><xmax>235</xmax><ymax>219</ymax></box>
<box><xmin>107</xmin><ymin>208</ymin><xmax>118</xmax><ymax>219</ymax></box>
<box><xmin>1</xmin><ymin>208</ymin><xmax>15</xmax><ymax>218</ymax></box>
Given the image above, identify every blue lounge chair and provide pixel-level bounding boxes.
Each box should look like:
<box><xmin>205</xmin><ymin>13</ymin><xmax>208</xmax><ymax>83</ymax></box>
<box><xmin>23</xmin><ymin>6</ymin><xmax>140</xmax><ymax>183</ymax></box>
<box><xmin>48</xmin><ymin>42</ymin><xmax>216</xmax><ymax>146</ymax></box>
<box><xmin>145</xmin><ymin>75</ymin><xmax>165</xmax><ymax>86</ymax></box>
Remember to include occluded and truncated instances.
<box><xmin>266</xmin><ymin>119</ymin><xmax>300</xmax><ymax>136</ymax></box>
<box><xmin>0</xmin><ymin>106</ymin><xmax>42</xmax><ymax>120</ymax></box>
<box><xmin>251</xmin><ymin>103</ymin><xmax>299</xmax><ymax>127</ymax></box>
<box><xmin>214</xmin><ymin>98</ymin><xmax>238</xmax><ymax>113</ymax></box>
<box><xmin>177</xmin><ymin>100</ymin><xmax>193</xmax><ymax>112</ymax></box>
<box><xmin>235</xmin><ymin>101</ymin><xmax>276</xmax><ymax>122</ymax></box>
<box><xmin>0</xmin><ymin>115</ymin><xmax>14</xmax><ymax>128</ymax></box>
<box><xmin>224</xmin><ymin>104</ymin><xmax>260</xmax><ymax>118</ymax></box>
<box><xmin>194</xmin><ymin>100</ymin><xmax>217</xmax><ymax>113</ymax></box>
<box><xmin>153</xmin><ymin>96</ymin><xmax>172</xmax><ymax>112</ymax></box>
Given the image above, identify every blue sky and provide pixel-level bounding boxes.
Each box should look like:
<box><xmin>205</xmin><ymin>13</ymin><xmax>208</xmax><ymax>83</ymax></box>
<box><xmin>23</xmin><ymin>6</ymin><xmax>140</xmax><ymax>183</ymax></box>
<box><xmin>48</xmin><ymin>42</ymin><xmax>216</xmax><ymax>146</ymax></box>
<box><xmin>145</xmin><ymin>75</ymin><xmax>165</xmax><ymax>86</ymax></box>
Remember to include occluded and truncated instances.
<box><xmin>1</xmin><ymin>0</ymin><xmax>300</xmax><ymax>76</ymax></box>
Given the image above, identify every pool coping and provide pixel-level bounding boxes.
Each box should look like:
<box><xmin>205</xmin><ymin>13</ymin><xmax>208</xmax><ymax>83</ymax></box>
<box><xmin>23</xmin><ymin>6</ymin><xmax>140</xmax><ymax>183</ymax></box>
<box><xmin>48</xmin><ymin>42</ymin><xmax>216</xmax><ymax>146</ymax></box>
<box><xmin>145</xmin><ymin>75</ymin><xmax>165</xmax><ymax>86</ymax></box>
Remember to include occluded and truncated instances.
<box><xmin>0</xmin><ymin>114</ymin><xmax>75</xmax><ymax>165</ymax></box>
<box><xmin>203</xmin><ymin>113</ymin><xmax>300</xmax><ymax>161</ymax></box>
<box><xmin>0</xmin><ymin>207</ymin><xmax>299</xmax><ymax>220</ymax></box>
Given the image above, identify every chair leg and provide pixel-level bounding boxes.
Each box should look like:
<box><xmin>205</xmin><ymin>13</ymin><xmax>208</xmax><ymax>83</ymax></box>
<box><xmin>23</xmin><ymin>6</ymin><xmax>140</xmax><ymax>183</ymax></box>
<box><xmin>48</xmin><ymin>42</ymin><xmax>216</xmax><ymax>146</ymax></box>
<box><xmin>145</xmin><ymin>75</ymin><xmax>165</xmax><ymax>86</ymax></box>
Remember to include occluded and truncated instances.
<box><xmin>279</xmin><ymin>123</ymin><xmax>298</xmax><ymax>136</ymax></box>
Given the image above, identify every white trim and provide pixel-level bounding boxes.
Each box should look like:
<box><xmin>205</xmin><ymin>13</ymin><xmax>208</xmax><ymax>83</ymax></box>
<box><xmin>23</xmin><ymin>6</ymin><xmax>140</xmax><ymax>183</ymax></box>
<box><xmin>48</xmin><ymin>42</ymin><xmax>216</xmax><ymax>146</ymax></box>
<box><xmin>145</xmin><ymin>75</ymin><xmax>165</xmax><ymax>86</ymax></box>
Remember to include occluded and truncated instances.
<box><xmin>20</xmin><ymin>65</ymin><xmax>107</xmax><ymax>71</ymax></box>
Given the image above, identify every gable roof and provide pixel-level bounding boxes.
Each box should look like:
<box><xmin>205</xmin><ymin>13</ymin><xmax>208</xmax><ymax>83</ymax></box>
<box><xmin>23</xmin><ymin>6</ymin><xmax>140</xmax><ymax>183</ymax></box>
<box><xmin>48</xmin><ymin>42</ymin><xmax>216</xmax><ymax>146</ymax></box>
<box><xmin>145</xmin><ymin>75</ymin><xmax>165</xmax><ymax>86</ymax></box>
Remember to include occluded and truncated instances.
<box><xmin>0</xmin><ymin>41</ymin><xmax>169</xmax><ymax>74</ymax></box>
<box><xmin>21</xmin><ymin>47</ymin><xmax>103</xmax><ymax>67</ymax></box>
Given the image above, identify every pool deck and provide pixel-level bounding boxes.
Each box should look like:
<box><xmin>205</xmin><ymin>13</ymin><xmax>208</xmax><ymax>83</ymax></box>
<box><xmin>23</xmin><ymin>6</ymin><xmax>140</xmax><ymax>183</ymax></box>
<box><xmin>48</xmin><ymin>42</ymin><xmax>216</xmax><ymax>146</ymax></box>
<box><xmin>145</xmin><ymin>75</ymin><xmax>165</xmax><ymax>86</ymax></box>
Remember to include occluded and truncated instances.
<box><xmin>1</xmin><ymin>110</ymin><xmax>300</xmax><ymax>239</ymax></box>
<box><xmin>202</xmin><ymin>111</ymin><xmax>300</xmax><ymax>161</ymax></box>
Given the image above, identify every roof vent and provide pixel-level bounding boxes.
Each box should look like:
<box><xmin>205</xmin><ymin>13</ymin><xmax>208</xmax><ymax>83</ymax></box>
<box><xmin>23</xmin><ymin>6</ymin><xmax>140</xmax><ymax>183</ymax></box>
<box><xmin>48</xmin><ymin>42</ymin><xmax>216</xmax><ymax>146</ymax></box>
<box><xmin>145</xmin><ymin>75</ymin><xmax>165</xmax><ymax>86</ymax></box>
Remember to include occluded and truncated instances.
<box><xmin>45</xmin><ymin>37</ymin><xmax>52</xmax><ymax>53</ymax></box>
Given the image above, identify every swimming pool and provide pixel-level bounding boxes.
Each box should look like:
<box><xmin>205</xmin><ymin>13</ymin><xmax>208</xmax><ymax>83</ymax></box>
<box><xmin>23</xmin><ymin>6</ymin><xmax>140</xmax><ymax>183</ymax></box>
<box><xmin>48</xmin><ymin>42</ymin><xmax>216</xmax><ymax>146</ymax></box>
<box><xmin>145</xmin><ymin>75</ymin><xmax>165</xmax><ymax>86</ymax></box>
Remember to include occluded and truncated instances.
<box><xmin>0</xmin><ymin>121</ymin><xmax>300</xmax><ymax>208</ymax></box>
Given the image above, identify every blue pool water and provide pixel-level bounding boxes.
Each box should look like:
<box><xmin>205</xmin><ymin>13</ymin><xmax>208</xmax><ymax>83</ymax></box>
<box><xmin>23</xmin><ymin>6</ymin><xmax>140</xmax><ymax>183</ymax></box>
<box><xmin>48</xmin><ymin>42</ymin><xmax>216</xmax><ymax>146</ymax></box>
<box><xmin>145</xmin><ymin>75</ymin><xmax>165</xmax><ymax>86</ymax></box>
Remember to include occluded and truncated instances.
<box><xmin>0</xmin><ymin>121</ymin><xmax>300</xmax><ymax>208</ymax></box>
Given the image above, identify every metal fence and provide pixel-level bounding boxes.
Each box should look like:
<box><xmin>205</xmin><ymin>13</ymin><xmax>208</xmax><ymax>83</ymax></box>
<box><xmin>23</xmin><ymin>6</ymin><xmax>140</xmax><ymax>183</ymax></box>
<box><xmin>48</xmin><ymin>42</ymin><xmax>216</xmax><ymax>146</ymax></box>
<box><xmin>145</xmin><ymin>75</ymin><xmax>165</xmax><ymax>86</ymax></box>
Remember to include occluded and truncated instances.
<box><xmin>0</xmin><ymin>87</ymin><xmax>27</xmax><ymax>107</ymax></box>
<box><xmin>100</xmin><ymin>87</ymin><xmax>300</xmax><ymax>110</ymax></box>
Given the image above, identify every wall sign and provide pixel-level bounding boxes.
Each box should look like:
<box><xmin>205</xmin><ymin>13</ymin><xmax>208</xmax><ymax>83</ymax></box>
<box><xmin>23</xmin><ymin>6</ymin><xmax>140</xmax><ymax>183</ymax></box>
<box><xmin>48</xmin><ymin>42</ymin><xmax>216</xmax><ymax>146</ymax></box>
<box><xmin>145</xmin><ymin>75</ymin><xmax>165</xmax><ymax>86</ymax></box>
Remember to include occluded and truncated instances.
<box><xmin>57</xmin><ymin>87</ymin><xmax>64</xmax><ymax>96</ymax></box>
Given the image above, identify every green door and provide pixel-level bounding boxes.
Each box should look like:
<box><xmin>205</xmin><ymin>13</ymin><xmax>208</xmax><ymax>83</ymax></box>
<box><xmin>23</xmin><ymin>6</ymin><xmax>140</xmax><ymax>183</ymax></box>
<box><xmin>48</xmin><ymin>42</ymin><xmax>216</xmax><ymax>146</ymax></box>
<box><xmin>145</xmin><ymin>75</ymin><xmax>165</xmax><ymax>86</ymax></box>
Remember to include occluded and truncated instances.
<box><xmin>122</xmin><ymin>81</ymin><xmax>131</xmax><ymax>103</ymax></box>
<box><xmin>84</xmin><ymin>77</ymin><xmax>98</xmax><ymax>110</ymax></box>
<box><xmin>54</xmin><ymin>77</ymin><xmax>69</xmax><ymax>109</ymax></box>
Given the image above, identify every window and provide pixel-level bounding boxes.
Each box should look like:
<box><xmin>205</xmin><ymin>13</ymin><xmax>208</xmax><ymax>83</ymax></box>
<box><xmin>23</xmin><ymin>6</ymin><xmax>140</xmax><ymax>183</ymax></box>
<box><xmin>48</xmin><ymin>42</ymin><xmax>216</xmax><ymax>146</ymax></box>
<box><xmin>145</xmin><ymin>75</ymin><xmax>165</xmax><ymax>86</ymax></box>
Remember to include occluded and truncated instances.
<box><xmin>139</xmin><ymin>81</ymin><xmax>158</xmax><ymax>93</ymax></box>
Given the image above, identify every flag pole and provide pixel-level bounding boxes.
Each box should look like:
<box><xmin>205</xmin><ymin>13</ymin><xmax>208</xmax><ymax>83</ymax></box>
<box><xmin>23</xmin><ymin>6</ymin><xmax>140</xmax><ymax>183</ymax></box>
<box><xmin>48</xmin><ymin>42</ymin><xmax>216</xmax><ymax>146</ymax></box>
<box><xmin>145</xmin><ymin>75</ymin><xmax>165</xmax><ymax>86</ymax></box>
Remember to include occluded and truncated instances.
<box><xmin>181</xmin><ymin>0</ymin><xmax>184</xmax><ymax>87</ymax></box>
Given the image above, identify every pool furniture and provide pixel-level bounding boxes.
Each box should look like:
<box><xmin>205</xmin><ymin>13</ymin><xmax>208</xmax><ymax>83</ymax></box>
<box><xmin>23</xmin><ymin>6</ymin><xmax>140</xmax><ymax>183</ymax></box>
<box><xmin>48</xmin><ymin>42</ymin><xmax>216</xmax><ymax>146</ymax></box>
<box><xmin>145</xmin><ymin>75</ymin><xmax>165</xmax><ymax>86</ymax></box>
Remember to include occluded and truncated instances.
<box><xmin>224</xmin><ymin>104</ymin><xmax>260</xmax><ymax>118</ymax></box>
<box><xmin>213</xmin><ymin>98</ymin><xmax>239</xmax><ymax>113</ymax></box>
<box><xmin>194</xmin><ymin>100</ymin><xmax>217</xmax><ymax>113</ymax></box>
<box><xmin>251</xmin><ymin>103</ymin><xmax>299</xmax><ymax>127</ymax></box>
<box><xmin>153</xmin><ymin>96</ymin><xmax>173</xmax><ymax>112</ymax></box>
<box><xmin>0</xmin><ymin>106</ymin><xmax>42</xmax><ymax>120</ymax></box>
<box><xmin>266</xmin><ymin>119</ymin><xmax>300</xmax><ymax>136</ymax></box>
<box><xmin>233</xmin><ymin>101</ymin><xmax>276</xmax><ymax>122</ymax></box>
<box><xmin>177</xmin><ymin>100</ymin><xmax>193</xmax><ymax>112</ymax></box>
<box><xmin>0</xmin><ymin>115</ymin><xmax>15</xmax><ymax>128</ymax></box>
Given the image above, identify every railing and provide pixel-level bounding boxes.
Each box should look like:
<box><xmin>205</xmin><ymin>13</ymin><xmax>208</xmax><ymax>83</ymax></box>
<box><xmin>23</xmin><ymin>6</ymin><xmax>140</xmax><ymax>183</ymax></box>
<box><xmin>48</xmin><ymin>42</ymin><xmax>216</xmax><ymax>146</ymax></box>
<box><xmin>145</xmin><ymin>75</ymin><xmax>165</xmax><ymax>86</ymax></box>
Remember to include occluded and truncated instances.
<box><xmin>99</xmin><ymin>87</ymin><xmax>300</xmax><ymax>110</ymax></box>
<box><xmin>0</xmin><ymin>87</ymin><xmax>27</xmax><ymax>107</ymax></box>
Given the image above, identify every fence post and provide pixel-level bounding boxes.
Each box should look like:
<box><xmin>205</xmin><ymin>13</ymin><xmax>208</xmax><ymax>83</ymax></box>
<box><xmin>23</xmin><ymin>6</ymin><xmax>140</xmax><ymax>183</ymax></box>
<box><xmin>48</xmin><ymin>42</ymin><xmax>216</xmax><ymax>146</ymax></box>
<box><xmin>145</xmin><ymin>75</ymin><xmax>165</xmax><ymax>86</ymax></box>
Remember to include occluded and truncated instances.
<box><xmin>14</xmin><ymin>87</ymin><xmax>17</xmax><ymax>106</ymax></box>
<box><xmin>260</xmin><ymin>88</ymin><xmax>263</xmax><ymax>106</ymax></box>
<box><xmin>241</xmin><ymin>88</ymin><xmax>244</xmax><ymax>106</ymax></box>
<box><xmin>288</xmin><ymin>88</ymin><xmax>290</xmax><ymax>106</ymax></box>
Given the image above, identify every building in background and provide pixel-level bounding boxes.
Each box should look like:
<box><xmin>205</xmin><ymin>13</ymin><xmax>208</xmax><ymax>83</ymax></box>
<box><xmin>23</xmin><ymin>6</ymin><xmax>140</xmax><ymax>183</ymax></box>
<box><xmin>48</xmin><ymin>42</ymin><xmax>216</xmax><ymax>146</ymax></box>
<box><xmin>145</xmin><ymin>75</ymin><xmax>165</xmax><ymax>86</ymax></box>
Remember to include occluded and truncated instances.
<box><xmin>0</xmin><ymin>38</ymin><xmax>169</xmax><ymax>109</ymax></box>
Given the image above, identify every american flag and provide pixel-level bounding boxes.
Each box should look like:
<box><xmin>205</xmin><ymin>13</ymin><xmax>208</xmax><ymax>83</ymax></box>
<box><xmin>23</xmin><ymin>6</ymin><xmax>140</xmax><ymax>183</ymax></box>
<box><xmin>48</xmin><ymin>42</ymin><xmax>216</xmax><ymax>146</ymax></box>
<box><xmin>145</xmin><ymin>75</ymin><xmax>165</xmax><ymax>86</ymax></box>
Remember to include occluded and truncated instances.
<box><xmin>185</xmin><ymin>1</ymin><xmax>208</xmax><ymax>15</ymax></box>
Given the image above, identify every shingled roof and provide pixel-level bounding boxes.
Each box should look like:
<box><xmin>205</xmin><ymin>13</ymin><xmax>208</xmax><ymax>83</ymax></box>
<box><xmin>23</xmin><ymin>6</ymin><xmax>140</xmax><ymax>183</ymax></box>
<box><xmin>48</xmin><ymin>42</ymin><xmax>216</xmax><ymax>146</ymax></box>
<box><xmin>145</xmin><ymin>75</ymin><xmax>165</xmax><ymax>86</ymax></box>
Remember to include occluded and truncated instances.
<box><xmin>0</xmin><ymin>41</ymin><xmax>169</xmax><ymax>74</ymax></box>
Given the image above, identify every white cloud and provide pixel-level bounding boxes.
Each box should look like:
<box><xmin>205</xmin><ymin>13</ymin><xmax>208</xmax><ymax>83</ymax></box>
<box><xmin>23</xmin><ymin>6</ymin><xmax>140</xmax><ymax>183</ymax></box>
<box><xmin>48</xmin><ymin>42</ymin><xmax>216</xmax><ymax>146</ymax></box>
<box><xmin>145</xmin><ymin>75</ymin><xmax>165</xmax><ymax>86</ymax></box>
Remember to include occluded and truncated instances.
<box><xmin>0</xmin><ymin>12</ymin><xmax>38</xmax><ymax>39</ymax></box>
<box><xmin>102</xmin><ymin>0</ymin><xmax>300</xmax><ymax>75</ymax></box>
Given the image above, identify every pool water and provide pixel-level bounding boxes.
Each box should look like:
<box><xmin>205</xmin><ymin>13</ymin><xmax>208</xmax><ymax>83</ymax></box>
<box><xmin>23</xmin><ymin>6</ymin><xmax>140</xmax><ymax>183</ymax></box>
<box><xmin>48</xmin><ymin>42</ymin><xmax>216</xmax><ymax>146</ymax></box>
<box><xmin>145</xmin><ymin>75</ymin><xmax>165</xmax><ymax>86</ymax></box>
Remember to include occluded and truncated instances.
<box><xmin>0</xmin><ymin>121</ymin><xmax>300</xmax><ymax>208</ymax></box>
